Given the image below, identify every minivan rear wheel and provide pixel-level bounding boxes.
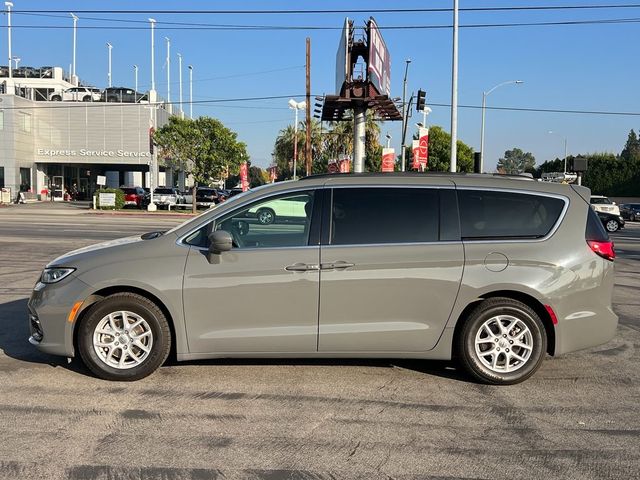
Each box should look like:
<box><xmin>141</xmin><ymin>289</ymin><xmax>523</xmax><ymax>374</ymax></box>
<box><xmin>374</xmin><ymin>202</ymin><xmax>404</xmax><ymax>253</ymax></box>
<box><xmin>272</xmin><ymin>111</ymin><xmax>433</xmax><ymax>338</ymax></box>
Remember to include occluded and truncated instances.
<box><xmin>77</xmin><ymin>293</ymin><xmax>171</xmax><ymax>381</ymax></box>
<box><xmin>458</xmin><ymin>297</ymin><xmax>546</xmax><ymax>385</ymax></box>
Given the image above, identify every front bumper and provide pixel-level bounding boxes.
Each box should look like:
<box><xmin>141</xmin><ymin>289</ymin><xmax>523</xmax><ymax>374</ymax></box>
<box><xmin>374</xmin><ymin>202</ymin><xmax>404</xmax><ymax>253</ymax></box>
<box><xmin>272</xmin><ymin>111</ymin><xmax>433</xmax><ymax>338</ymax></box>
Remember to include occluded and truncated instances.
<box><xmin>27</xmin><ymin>275</ymin><xmax>91</xmax><ymax>357</ymax></box>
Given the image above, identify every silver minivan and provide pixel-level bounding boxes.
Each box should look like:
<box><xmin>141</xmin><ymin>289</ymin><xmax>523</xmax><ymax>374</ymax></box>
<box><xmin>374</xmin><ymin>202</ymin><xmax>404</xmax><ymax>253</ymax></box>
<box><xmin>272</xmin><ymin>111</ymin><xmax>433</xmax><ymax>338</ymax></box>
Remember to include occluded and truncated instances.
<box><xmin>28</xmin><ymin>174</ymin><xmax>618</xmax><ymax>384</ymax></box>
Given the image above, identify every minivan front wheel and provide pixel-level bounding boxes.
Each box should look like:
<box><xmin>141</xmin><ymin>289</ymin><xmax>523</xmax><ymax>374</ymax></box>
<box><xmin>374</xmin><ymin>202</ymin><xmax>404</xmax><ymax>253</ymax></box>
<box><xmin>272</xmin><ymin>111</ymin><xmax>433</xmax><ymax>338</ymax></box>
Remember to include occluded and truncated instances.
<box><xmin>458</xmin><ymin>298</ymin><xmax>546</xmax><ymax>385</ymax></box>
<box><xmin>78</xmin><ymin>293</ymin><xmax>171</xmax><ymax>381</ymax></box>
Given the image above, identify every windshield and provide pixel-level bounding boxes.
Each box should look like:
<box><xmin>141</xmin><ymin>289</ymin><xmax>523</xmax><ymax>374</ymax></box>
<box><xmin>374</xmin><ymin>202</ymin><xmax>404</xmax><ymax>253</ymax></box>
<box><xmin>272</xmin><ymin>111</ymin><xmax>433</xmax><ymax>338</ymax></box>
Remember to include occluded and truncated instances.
<box><xmin>591</xmin><ymin>197</ymin><xmax>612</xmax><ymax>205</ymax></box>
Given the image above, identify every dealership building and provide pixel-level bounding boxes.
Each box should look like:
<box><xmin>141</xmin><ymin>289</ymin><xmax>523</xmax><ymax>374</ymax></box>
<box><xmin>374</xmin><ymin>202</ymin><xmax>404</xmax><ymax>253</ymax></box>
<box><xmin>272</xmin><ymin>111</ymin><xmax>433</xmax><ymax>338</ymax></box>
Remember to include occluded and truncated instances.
<box><xmin>0</xmin><ymin>68</ymin><xmax>177</xmax><ymax>201</ymax></box>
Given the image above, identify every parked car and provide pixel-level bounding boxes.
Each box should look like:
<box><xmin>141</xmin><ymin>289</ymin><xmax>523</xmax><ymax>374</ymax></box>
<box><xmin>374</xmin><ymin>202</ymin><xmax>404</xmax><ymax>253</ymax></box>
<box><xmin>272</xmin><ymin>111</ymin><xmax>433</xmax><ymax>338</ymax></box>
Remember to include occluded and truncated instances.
<box><xmin>596</xmin><ymin>210</ymin><xmax>625</xmax><ymax>232</ymax></box>
<box><xmin>590</xmin><ymin>195</ymin><xmax>620</xmax><ymax>216</ymax></box>
<box><xmin>49</xmin><ymin>87</ymin><xmax>102</xmax><ymax>102</ymax></box>
<box><xmin>29</xmin><ymin>173</ymin><xmax>618</xmax><ymax>384</ymax></box>
<box><xmin>120</xmin><ymin>187</ymin><xmax>146</xmax><ymax>208</ymax></box>
<box><xmin>248</xmin><ymin>194</ymin><xmax>309</xmax><ymax>224</ymax></box>
<box><xmin>102</xmin><ymin>87</ymin><xmax>148</xmax><ymax>103</ymax></box>
<box><xmin>620</xmin><ymin>203</ymin><xmax>640</xmax><ymax>221</ymax></box>
<box><xmin>153</xmin><ymin>187</ymin><xmax>180</xmax><ymax>208</ymax></box>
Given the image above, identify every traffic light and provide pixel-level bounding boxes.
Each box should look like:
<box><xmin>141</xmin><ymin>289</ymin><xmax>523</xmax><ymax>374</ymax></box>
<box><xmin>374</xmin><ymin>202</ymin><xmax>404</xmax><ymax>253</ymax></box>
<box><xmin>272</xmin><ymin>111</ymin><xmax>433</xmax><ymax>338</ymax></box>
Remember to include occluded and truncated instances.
<box><xmin>416</xmin><ymin>89</ymin><xmax>426</xmax><ymax>111</ymax></box>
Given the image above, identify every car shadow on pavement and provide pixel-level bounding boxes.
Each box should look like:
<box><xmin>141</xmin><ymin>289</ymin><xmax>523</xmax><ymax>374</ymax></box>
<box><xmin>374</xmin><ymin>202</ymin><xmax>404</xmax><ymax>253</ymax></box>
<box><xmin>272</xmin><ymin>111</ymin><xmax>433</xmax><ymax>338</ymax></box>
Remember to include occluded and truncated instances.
<box><xmin>0</xmin><ymin>298</ymin><xmax>90</xmax><ymax>375</ymax></box>
<box><xmin>176</xmin><ymin>357</ymin><xmax>471</xmax><ymax>383</ymax></box>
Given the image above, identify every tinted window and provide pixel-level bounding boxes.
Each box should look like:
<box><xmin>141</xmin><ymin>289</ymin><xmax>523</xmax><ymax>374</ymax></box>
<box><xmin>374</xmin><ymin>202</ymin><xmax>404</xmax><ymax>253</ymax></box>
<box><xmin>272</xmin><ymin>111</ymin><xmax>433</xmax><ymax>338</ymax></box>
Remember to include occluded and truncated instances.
<box><xmin>586</xmin><ymin>207</ymin><xmax>609</xmax><ymax>242</ymax></box>
<box><xmin>458</xmin><ymin>190</ymin><xmax>565</xmax><ymax>240</ymax></box>
<box><xmin>330</xmin><ymin>188</ymin><xmax>439</xmax><ymax>245</ymax></box>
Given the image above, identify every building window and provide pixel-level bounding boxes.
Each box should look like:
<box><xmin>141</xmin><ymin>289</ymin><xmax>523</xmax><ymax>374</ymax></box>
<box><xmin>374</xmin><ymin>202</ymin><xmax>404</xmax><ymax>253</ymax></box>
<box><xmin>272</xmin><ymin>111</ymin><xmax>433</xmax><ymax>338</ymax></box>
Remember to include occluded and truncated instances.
<box><xmin>20</xmin><ymin>168</ymin><xmax>31</xmax><ymax>192</ymax></box>
<box><xmin>0</xmin><ymin>167</ymin><xmax>4</xmax><ymax>188</ymax></box>
<box><xmin>20</xmin><ymin>113</ymin><xmax>32</xmax><ymax>133</ymax></box>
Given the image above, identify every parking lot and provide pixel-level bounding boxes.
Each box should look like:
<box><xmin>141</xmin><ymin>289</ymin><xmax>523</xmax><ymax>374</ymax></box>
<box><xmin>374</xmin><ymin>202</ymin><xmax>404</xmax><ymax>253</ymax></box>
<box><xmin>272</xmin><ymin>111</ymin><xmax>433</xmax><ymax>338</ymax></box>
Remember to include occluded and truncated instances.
<box><xmin>0</xmin><ymin>203</ymin><xmax>639</xmax><ymax>480</ymax></box>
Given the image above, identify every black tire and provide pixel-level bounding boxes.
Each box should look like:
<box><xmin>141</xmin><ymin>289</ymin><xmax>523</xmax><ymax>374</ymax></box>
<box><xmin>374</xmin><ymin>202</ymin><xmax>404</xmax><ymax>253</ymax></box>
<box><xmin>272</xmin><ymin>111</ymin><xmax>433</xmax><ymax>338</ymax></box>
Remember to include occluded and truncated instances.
<box><xmin>457</xmin><ymin>297</ymin><xmax>546</xmax><ymax>385</ymax></box>
<box><xmin>51</xmin><ymin>95</ymin><xmax>62</xmax><ymax>101</ymax></box>
<box><xmin>82</xmin><ymin>95</ymin><xmax>92</xmax><ymax>102</ymax></box>
<box><xmin>256</xmin><ymin>207</ymin><xmax>276</xmax><ymax>225</ymax></box>
<box><xmin>605</xmin><ymin>219</ymin><xmax>619</xmax><ymax>232</ymax></box>
<box><xmin>107</xmin><ymin>96</ymin><xmax>118</xmax><ymax>103</ymax></box>
<box><xmin>77</xmin><ymin>293</ymin><xmax>171</xmax><ymax>381</ymax></box>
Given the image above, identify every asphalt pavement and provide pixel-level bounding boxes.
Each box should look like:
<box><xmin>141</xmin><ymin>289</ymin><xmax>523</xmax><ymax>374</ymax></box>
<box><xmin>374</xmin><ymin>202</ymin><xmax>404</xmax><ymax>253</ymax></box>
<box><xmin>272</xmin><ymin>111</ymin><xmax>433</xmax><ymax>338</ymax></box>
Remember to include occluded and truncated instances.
<box><xmin>0</xmin><ymin>203</ymin><xmax>639</xmax><ymax>480</ymax></box>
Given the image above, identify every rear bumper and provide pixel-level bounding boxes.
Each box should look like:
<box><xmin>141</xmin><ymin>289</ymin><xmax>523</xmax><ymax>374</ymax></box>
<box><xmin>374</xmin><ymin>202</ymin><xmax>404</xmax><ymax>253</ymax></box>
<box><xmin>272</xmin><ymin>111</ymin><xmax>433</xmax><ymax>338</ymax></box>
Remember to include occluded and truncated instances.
<box><xmin>554</xmin><ymin>306</ymin><xmax>618</xmax><ymax>355</ymax></box>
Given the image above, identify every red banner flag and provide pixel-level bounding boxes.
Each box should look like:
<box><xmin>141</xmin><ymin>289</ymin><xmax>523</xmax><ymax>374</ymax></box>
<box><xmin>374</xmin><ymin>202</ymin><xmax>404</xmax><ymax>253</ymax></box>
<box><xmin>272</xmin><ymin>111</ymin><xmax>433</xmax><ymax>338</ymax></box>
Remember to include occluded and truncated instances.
<box><xmin>268</xmin><ymin>165</ymin><xmax>277</xmax><ymax>182</ymax></box>
<box><xmin>240</xmin><ymin>162</ymin><xmax>249</xmax><ymax>192</ymax></box>
<box><xmin>418</xmin><ymin>127</ymin><xmax>429</xmax><ymax>170</ymax></box>
<box><xmin>381</xmin><ymin>147</ymin><xmax>395</xmax><ymax>172</ymax></box>
<box><xmin>411</xmin><ymin>140</ymin><xmax>420</xmax><ymax>170</ymax></box>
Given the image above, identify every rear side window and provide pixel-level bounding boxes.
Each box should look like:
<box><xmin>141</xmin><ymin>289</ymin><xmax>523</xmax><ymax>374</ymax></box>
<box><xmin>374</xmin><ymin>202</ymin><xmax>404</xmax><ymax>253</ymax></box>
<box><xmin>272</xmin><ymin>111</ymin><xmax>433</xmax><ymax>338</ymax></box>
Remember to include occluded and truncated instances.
<box><xmin>330</xmin><ymin>188</ymin><xmax>439</xmax><ymax>245</ymax></box>
<box><xmin>586</xmin><ymin>207</ymin><xmax>609</xmax><ymax>242</ymax></box>
<box><xmin>458</xmin><ymin>190</ymin><xmax>565</xmax><ymax>240</ymax></box>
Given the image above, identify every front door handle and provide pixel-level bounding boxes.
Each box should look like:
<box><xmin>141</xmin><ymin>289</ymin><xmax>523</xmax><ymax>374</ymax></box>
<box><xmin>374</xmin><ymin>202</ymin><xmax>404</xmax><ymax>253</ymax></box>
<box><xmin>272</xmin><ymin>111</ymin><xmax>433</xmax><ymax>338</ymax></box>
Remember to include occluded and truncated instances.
<box><xmin>285</xmin><ymin>263</ymin><xmax>319</xmax><ymax>272</ymax></box>
<box><xmin>321</xmin><ymin>261</ymin><xmax>355</xmax><ymax>271</ymax></box>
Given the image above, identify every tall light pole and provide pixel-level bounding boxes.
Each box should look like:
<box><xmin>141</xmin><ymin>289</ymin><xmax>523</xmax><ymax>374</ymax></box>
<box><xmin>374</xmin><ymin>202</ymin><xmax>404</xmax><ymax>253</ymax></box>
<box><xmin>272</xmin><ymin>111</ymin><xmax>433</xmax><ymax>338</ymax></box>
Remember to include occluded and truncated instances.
<box><xmin>288</xmin><ymin>99</ymin><xmax>306</xmax><ymax>180</ymax></box>
<box><xmin>188</xmin><ymin>65</ymin><xmax>193</xmax><ymax>119</ymax></box>
<box><xmin>70</xmin><ymin>13</ymin><xmax>78</xmax><ymax>83</ymax></box>
<box><xmin>133</xmin><ymin>64</ymin><xmax>138</xmax><ymax>100</ymax></box>
<box><xmin>400</xmin><ymin>58</ymin><xmax>411</xmax><ymax>172</ymax></box>
<box><xmin>11</xmin><ymin>56</ymin><xmax>19</xmax><ymax>69</ymax></box>
<box><xmin>177</xmin><ymin>53</ymin><xmax>183</xmax><ymax>119</ymax></box>
<box><xmin>106</xmin><ymin>42</ymin><xmax>112</xmax><ymax>87</ymax></box>
<box><xmin>149</xmin><ymin>18</ymin><xmax>156</xmax><ymax>93</ymax></box>
<box><xmin>450</xmin><ymin>0</ymin><xmax>459</xmax><ymax>173</ymax></box>
<box><xmin>164</xmin><ymin>37</ymin><xmax>170</xmax><ymax>106</ymax></box>
<box><xmin>5</xmin><ymin>1</ymin><xmax>13</xmax><ymax>81</ymax></box>
<box><xmin>480</xmin><ymin>80</ymin><xmax>523</xmax><ymax>173</ymax></box>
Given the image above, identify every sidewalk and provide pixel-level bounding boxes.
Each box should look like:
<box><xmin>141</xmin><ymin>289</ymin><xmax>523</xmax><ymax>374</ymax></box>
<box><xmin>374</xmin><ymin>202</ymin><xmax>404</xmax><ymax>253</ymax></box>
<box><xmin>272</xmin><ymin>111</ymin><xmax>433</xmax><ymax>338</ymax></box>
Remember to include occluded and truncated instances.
<box><xmin>0</xmin><ymin>201</ymin><xmax>197</xmax><ymax>217</ymax></box>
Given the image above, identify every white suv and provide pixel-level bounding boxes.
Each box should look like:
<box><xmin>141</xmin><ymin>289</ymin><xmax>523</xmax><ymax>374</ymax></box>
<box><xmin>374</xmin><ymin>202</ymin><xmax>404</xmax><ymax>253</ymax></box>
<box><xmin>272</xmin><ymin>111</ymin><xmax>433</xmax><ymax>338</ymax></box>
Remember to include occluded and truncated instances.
<box><xmin>49</xmin><ymin>87</ymin><xmax>102</xmax><ymax>102</ymax></box>
<box><xmin>590</xmin><ymin>195</ymin><xmax>620</xmax><ymax>216</ymax></box>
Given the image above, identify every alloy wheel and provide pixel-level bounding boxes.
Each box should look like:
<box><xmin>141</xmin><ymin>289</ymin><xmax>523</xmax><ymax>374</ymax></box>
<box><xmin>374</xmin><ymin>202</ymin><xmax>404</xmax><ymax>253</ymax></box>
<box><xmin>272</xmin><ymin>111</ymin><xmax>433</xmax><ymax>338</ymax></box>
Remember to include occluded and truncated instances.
<box><xmin>92</xmin><ymin>310</ymin><xmax>153</xmax><ymax>370</ymax></box>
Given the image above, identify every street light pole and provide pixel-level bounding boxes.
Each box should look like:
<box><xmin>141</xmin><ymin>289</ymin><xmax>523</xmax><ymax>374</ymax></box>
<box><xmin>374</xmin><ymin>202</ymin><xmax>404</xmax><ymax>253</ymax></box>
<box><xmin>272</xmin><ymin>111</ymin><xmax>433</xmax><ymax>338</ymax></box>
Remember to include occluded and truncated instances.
<box><xmin>149</xmin><ymin>18</ymin><xmax>156</xmax><ymax>93</ymax></box>
<box><xmin>133</xmin><ymin>65</ymin><xmax>138</xmax><ymax>92</ymax></box>
<box><xmin>400</xmin><ymin>58</ymin><xmax>411</xmax><ymax>172</ymax></box>
<box><xmin>479</xmin><ymin>80</ymin><xmax>523</xmax><ymax>173</ymax></box>
<box><xmin>177</xmin><ymin>53</ymin><xmax>183</xmax><ymax>119</ymax></box>
<box><xmin>106</xmin><ymin>42</ymin><xmax>112</xmax><ymax>87</ymax></box>
<box><xmin>70</xmin><ymin>13</ymin><xmax>78</xmax><ymax>83</ymax></box>
<box><xmin>165</xmin><ymin>37</ymin><xmax>170</xmax><ymax>107</ymax></box>
<box><xmin>188</xmin><ymin>65</ymin><xmax>193</xmax><ymax>119</ymax></box>
<box><xmin>450</xmin><ymin>0</ymin><xmax>459</xmax><ymax>173</ymax></box>
<box><xmin>288</xmin><ymin>99</ymin><xmax>306</xmax><ymax>180</ymax></box>
<box><xmin>547</xmin><ymin>131</ymin><xmax>568</xmax><ymax>174</ymax></box>
<box><xmin>5</xmin><ymin>1</ymin><xmax>13</xmax><ymax>81</ymax></box>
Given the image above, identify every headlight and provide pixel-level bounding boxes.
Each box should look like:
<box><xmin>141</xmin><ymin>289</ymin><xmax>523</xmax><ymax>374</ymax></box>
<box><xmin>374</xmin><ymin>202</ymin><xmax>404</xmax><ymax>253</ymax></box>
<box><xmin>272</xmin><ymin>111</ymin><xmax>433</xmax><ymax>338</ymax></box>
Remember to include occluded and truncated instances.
<box><xmin>41</xmin><ymin>267</ymin><xmax>75</xmax><ymax>284</ymax></box>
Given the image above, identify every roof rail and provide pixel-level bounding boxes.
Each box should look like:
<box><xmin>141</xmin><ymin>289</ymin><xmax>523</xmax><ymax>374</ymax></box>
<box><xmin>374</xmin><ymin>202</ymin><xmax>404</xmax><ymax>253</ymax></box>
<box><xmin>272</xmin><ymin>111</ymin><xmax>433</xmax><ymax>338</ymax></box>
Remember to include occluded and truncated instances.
<box><xmin>299</xmin><ymin>172</ymin><xmax>535</xmax><ymax>181</ymax></box>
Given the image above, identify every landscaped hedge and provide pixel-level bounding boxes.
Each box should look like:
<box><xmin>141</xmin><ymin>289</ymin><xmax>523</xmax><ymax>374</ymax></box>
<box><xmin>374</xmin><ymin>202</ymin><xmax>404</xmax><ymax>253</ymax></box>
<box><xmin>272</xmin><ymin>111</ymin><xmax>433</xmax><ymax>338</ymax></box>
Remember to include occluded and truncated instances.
<box><xmin>95</xmin><ymin>188</ymin><xmax>125</xmax><ymax>210</ymax></box>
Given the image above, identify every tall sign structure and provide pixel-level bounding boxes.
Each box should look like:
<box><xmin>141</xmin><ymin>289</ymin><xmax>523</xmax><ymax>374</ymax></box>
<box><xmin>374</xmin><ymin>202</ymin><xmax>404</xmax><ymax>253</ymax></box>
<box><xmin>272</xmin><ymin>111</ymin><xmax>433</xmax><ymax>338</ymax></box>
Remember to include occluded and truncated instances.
<box><xmin>318</xmin><ymin>18</ymin><xmax>401</xmax><ymax>173</ymax></box>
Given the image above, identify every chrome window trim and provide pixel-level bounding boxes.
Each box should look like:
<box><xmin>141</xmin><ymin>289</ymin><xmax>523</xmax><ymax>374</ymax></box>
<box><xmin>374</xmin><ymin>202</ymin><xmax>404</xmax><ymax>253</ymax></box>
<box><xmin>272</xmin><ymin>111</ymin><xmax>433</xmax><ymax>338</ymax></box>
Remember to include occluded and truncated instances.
<box><xmin>456</xmin><ymin>187</ymin><xmax>570</xmax><ymax>244</ymax></box>
<box><xmin>321</xmin><ymin>241</ymin><xmax>462</xmax><ymax>249</ymax></box>
<box><xmin>176</xmin><ymin>186</ymin><xmax>321</xmax><ymax>249</ymax></box>
<box><xmin>187</xmin><ymin>244</ymin><xmax>319</xmax><ymax>253</ymax></box>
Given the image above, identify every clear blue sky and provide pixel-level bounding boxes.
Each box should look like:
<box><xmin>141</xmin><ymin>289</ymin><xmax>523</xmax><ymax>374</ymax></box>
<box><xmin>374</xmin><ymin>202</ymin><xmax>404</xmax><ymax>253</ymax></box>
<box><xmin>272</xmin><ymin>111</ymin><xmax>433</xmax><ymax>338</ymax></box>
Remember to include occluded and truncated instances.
<box><xmin>4</xmin><ymin>0</ymin><xmax>640</xmax><ymax>169</ymax></box>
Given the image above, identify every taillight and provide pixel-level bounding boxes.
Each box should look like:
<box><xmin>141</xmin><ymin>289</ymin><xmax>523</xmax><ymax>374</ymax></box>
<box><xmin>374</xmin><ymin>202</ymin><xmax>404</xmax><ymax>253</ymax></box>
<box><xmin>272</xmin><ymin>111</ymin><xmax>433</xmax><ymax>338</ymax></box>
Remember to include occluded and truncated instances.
<box><xmin>587</xmin><ymin>240</ymin><xmax>615</xmax><ymax>261</ymax></box>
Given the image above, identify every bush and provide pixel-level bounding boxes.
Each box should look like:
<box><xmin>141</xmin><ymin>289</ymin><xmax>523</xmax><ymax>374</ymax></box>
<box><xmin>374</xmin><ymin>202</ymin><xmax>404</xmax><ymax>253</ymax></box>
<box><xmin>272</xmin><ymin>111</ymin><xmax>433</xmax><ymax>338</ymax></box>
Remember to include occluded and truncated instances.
<box><xmin>95</xmin><ymin>188</ymin><xmax>125</xmax><ymax>210</ymax></box>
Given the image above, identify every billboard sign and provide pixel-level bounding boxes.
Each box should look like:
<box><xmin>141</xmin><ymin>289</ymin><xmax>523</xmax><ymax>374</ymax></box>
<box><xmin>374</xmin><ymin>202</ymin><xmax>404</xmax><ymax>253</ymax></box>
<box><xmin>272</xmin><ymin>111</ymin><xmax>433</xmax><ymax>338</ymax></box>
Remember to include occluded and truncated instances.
<box><xmin>368</xmin><ymin>18</ymin><xmax>391</xmax><ymax>96</ymax></box>
<box><xmin>335</xmin><ymin>18</ymin><xmax>351</xmax><ymax>94</ymax></box>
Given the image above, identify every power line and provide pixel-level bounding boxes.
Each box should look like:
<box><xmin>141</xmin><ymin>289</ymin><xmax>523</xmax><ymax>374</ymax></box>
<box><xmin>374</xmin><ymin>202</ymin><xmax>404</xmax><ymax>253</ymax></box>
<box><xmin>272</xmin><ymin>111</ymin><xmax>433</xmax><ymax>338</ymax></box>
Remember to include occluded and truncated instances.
<box><xmin>2</xmin><ymin>94</ymin><xmax>639</xmax><ymax>117</ymax></box>
<box><xmin>8</xmin><ymin>4</ymin><xmax>640</xmax><ymax>15</ymax></box>
<box><xmin>3</xmin><ymin>17</ymin><xmax>640</xmax><ymax>30</ymax></box>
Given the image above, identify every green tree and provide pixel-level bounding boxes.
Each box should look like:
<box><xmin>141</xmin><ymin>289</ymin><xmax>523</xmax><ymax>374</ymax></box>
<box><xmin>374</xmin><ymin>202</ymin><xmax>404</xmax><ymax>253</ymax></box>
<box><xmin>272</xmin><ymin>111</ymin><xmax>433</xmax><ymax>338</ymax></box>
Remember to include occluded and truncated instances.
<box><xmin>497</xmin><ymin>148</ymin><xmax>536</xmax><ymax>174</ymax></box>
<box><xmin>273</xmin><ymin>118</ymin><xmax>324</xmax><ymax>179</ymax></box>
<box><xmin>154</xmin><ymin>116</ymin><xmax>248</xmax><ymax>212</ymax></box>
<box><xmin>414</xmin><ymin>125</ymin><xmax>474</xmax><ymax>172</ymax></box>
<box><xmin>621</xmin><ymin>129</ymin><xmax>640</xmax><ymax>162</ymax></box>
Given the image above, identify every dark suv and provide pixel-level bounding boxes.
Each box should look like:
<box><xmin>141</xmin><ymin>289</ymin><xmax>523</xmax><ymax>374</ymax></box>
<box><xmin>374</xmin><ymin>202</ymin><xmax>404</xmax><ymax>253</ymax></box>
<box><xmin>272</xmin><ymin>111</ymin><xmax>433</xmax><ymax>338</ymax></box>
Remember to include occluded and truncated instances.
<box><xmin>102</xmin><ymin>87</ymin><xmax>148</xmax><ymax>103</ymax></box>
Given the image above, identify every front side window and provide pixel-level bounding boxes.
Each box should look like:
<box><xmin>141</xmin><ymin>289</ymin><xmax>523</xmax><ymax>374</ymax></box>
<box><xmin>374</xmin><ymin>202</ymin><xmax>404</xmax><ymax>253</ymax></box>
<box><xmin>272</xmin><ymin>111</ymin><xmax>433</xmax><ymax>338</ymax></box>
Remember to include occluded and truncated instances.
<box><xmin>458</xmin><ymin>189</ymin><xmax>565</xmax><ymax>240</ymax></box>
<box><xmin>330</xmin><ymin>187</ymin><xmax>440</xmax><ymax>245</ymax></box>
<box><xmin>185</xmin><ymin>191</ymin><xmax>315</xmax><ymax>249</ymax></box>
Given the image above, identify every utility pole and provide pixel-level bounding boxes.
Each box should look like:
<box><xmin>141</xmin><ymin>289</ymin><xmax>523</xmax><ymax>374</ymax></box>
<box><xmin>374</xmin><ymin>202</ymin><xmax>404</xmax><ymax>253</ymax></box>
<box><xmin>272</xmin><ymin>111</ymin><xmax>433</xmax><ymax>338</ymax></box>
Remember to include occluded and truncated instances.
<box><xmin>177</xmin><ymin>53</ymin><xmax>183</xmax><ymax>119</ymax></box>
<box><xmin>149</xmin><ymin>18</ymin><xmax>156</xmax><ymax>93</ymax></box>
<box><xmin>400</xmin><ymin>59</ymin><xmax>411</xmax><ymax>171</ymax></box>
<box><xmin>305</xmin><ymin>37</ymin><xmax>312</xmax><ymax>176</ymax></box>
<box><xmin>353</xmin><ymin>105</ymin><xmax>366</xmax><ymax>173</ymax></box>
<box><xmin>450</xmin><ymin>0</ymin><xmax>459</xmax><ymax>173</ymax></box>
<box><xmin>70</xmin><ymin>13</ymin><xmax>78</xmax><ymax>84</ymax></box>
<box><xmin>106</xmin><ymin>43</ymin><xmax>112</xmax><ymax>87</ymax></box>
<box><xmin>188</xmin><ymin>65</ymin><xmax>193</xmax><ymax>119</ymax></box>
<box><xmin>165</xmin><ymin>37</ymin><xmax>170</xmax><ymax>108</ymax></box>
<box><xmin>5</xmin><ymin>1</ymin><xmax>13</xmax><ymax>81</ymax></box>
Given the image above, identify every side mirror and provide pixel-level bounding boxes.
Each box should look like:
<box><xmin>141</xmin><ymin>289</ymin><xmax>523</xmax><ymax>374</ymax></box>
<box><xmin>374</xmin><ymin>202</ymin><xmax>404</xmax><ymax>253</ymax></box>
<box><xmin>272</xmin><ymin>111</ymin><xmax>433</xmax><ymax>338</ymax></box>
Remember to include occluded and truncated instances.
<box><xmin>208</xmin><ymin>230</ymin><xmax>233</xmax><ymax>255</ymax></box>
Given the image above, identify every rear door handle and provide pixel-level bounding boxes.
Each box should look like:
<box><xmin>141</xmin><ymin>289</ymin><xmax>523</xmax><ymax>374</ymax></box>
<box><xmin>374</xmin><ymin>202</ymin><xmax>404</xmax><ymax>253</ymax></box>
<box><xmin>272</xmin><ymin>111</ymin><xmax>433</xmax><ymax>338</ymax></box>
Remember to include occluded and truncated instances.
<box><xmin>321</xmin><ymin>261</ymin><xmax>355</xmax><ymax>271</ymax></box>
<box><xmin>285</xmin><ymin>263</ymin><xmax>319</xmax><ymax>272</ymax></box>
